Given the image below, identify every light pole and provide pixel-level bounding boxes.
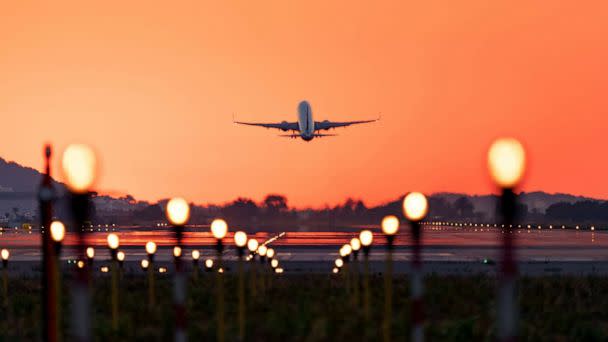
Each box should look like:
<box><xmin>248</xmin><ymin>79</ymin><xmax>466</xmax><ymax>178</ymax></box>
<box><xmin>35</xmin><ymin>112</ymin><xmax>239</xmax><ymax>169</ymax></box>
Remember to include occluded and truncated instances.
<box><xmin>488</xmin><ymin>138</ymin><xmax>526</xmax><ymax>341</ymax></box>
<box><xmin>1</xmin><ymin>249</ymin><xmax>9</xmax><ymax>308</ymax></box>
<box><xmin>50</xmin><ymin>220</ymin><xmax>65</xmax><ymax>339</ymax></box>
<box><xmin>117</xmin><ymin>251</ymin><xmax>125</xmax><ymax>276</ymax></box>
<box><xmin>266</xmin><ymin>248</ymin><xmax>275</xmax><ymax>289</ymax></box>
<box><xmin>247</xmin><ymin>239</ymin><xmax>259</xmax><ymax>299</ymax></box>
<box><xmin>107</xmin><ymin>233</ymin><xmax>120</xmax><ymax>330</ymax></box>
<box><xmin>381</xmin><ymin>215</ymin><xmax>400</xmax><ymax>342</ymax></box>
<box><xmin>257</xmin><ymin>245</ymin><xmax>268</xmax><ymax>294</ymax></box>
<box><xmin>350</xmin><ymin>237</ymin><xmax>361</xmax><ymax>307</ymax></box>
<box><xmin>205</xmin><ymin>259</ymin><xmax>214</xmax><ymax>273</ymax></box>
<box><xmin>86</xmin><ymin>247</ymin><xmax>95</xmax><ymax>268</ymax></box>
<box><xmin>62</xmin><ymin>144</ymin><xmax>97</xmax><ymax>342</ymax></box>
<box><xmin>145</xmin><ymin>241</ymin><xmax>157</xmax><ymax>308</ymax></box>
<box><xmin>234</xmin><ymin>231</ymin><xmax>248</xmax><ymax>341</ymax></box>
<box><xmin>359</xmin><ymin>230</ymin><xmax>373</xmax><ymax>321</ymax></box>
<box><xmin>211</xmin><ymin>219</ymin><xmax>228</xmax><ymax>342</ymax></box>
<box><xmin>339</xmin><ymin>244</ymin><xmax>352</xmax><ymax>294</ymax></box>
<box><xmin>166</xmin><ymin>197</ymin><xmax>191</xmax><ymax>342</ymax></box>
<box><xmin>39</xmin><ymin>145</ymin><xmax>58</xmax><ymax>342</ymax></box>
<box><xmin>191</xmin><ymin>250</ymin><xmax>200</xmax><ymax>281</ymax></box>
<box><xmin>403</xmin><ymin>192</ymin><xmax>429</xmax><ymax>342</ymax></box>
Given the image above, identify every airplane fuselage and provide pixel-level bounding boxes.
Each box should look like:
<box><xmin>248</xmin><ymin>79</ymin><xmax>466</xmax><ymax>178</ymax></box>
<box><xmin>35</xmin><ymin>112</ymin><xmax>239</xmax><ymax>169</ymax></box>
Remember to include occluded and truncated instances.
<box><xmin>297</xmin><ymin>101</ymin><xmax>315</xmax><ymax>141</ymax></box>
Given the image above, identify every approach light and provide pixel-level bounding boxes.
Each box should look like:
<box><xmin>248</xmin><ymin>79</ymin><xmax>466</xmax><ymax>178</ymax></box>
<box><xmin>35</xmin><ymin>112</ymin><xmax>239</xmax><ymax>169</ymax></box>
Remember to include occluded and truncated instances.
<box><xmin>211</xmin><ymin>219</ymin><xmax>228</xmax><ymax>239</ymax></box>
<box><xmin>487</xmin><ymin>138</ymin><xmax>526</xmax><ymax>189</ymax></box>
<box><xmin>50</xmin><ymin>221</ymin><xmax>66</xmax><ymax>242</ymax></box>
<box><xmin>381</xmin><ymin>215</ymin><xmax>400</xmax><ymax>235</ymax></box>
<box><xmin>61</xmin><ymin>144</ymin><xmax>97</xmax><ymax>193</ymax></box>
<box><xmin>166</xmin><ymin>198</ymin><xmax>190</xmax><ymax>226</ymax></box>
<box><xmin>360</xmin><ymin>230</ymin><xmax>373</xmax><ymax>246</ymax></box>
<box><xmin>234</xmin><ymin>231</ymin><xmax>247</xmax><ymax>247</ymax></box>
<box><xmin>403</xmin><ymin>192</ymin><xmax>429</xmax><ymax>222</ymax></box>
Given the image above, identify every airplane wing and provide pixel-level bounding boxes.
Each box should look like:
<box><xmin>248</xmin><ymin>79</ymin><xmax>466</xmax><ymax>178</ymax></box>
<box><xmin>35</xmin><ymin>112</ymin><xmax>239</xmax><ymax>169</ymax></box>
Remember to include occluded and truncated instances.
<box><xmin>314</xmin><ymin>117</ymin><xmax>380</xmax><ymax>131</ymax></box>
<box><xmin>234</xmin><ymin>118</ymin><xmax>299</xmax><ymax>132</ymax></box>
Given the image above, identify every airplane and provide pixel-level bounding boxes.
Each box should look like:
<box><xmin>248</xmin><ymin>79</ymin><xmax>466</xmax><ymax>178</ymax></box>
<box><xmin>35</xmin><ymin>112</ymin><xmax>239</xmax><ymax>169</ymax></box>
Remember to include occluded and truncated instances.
<box><xmin>234</xmin><ymin>100</ymin><xmax>379</xmax><ymax>141</ymax></box>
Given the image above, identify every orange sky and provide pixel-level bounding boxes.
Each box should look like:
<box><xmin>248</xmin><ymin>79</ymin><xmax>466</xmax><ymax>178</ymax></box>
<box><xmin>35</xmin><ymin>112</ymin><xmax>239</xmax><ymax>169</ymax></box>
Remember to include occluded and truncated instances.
<box><xmin>1</xmin><ymin>1</ymin><xmax>608</xmax><ymax>207</ymax></box>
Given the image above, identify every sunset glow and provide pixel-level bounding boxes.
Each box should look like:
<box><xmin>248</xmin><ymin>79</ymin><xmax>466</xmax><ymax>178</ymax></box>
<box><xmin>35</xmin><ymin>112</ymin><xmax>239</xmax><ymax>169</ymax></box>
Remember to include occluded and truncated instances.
<box><xmin>2</xmin><ymin>2</ymin><xmax>608</xmax><ymax>206</ymax></box>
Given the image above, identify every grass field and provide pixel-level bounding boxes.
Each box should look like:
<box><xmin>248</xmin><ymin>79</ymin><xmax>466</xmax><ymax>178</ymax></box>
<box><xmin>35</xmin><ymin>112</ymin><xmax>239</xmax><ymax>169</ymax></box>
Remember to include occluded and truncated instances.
<box><xmin>0</xmin><ymin>271</ymin><xmax>607</xmax><ymax>341</ymax></box>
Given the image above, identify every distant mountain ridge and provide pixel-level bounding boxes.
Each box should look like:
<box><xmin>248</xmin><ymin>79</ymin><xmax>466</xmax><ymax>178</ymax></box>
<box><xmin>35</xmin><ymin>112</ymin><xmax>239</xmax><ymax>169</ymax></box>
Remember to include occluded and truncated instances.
<box><xmin>0</xmin><ymin>156</ymin><xmax>606</xmax><ymax>227</ymax></box>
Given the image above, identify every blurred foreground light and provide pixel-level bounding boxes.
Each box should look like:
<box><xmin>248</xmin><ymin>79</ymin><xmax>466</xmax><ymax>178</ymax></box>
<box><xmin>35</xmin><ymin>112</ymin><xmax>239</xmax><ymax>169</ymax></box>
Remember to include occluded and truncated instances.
<box><xmin>381</xmin><ymin>215</ymin><xmax>400</xmax><ymax>235</ymax></box>
<box><xmin>86</xmin><ymin>247</ymin><xmax>95</xmax><ymax>259</ymax></box>
<box><xmin>487</xmin><ymin>138</ymin><xmax>526</xmax><ymax>189</ymax></box>
<box><xmin>211</xmin><ymin>219</ymin><xmax>228</xmax><ymax>239</ymax></box>
<box><xmin>335</xmin><ymin>258</ymin><xmax>344</xmax><ymax>268</ymax></box>
<box><xmin>117</xmin><ymin>251</ymin><xmax>125</xmax><ymax>262</ymax></box>
<box><xmin>173</xmin><ymin>246</ymin><xmax>182</xmax><ymax>258</ymax></box>
<box><xmin>159</xmin><ymin>267</ymin><xmax>167</xmax><ymax>273</ymax></box>
<box><xmin>50</xmin><ymin>220</ymin><xmax>66</xmax><ymax>242</ymax></box>
<box><xmin>360</xmin><ymin>230</ymin><xmax>373</xmax><ymax>246</ymax></box>
<box><xmin>266</xmin><ymin>248</ymin><xmax>275</xmax><ymax>259</ymax></box>
<box><xmin>234</xmin><ymin>231</ymin><xmax>247</xmax><ymax>247</ymax></box>
<box><xmin>275</xmin><ymin>268</ymin><xmax>284</xmax><ymax>274</ymax></box>
<box><xmin>107</xmin><ymin>233</ymin><xmax>119</xmax><ymax>250</ymax></box>
<box><xmin>101</xmin><ymin>266</ymin><xmax>109</xmax><ymax>273</ymax></box>
<box><xmin>205</xmin><ymin>259</ymin><xmax>214</xmax><ymax>269</ymax></box>
<box><xmin>166</xmin><ymin>198</ymin><xmax>190</xmax><ymax>226</ymax></box>
<box><xmin>77</xmin><ymin>260</ymin><xmax>85</xmax><ymax>268</ymax></box>
<box><xmin>350</xmin><ymin>238</ymin><xmax>361</xmax><ymax>251</ymax></box>
<box><xmin>340</xmin><ymin>244</ymin><xmax>352</xmax><ymax>257</ymax></box>
<box><xmin>403</xmin><ymin>192</ymin><xmax>429</xmax><ymax>222</ymax></box>
<box><xmin>62</xmin><ymin>144</ymin><xmax>97</xmax><ymax>193</ymax></box>
<box><xmin>192</xmin><ymin>250</ymin><xmax>200</xmax><ymax>260</ymax></box>
<box><xmin>271</xmin><ymin>259</ymin><xmax>279</xmax><ymax>268</ymax></box>
<box><xmin>258</xmin><ymin>245</ymin><xmax>268</xmax><ymax>257</ymax></box>
<box><xmin>145</xmin><ymin>241</ymin><xmax>157</xmax><ymax>255</ymax></box>
<box><xmin>332</xmin><ymin>267</ymin><xmax>339</xmax><ymax>274</ymax></box>
<box><xmin>247</xmin><ymin>239</ymin><xmax>259</xmax><ymax>252</ymax></box>
<box><xmin>218</xmin><ymin>268</ymin><xmax>224</xmax><ymax>274</ymax></box>
<box><xmin>1</xmin><ymin>249</ymin><xmax>9</xmax><ymax>260</ymax></box>
<box><xmin>141</xmin><ymin>259</ymin><xmax>149</xmax><ymax>269</ymax></box>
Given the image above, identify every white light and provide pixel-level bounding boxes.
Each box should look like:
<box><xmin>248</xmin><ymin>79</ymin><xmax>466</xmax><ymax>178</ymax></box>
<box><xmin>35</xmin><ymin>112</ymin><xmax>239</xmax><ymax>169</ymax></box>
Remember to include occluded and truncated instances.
<box><xmin>50</xmin><ymin>221</ymin><xmax>66</xmax><ymax>242</ymax></box>
<box><xmin>166</xmin><ymin>198</ymin><xmax>190</xmax><ymax>226</ymax></box>
<box><xmin>205</xmin><ymin>259</ymin><xmax>214</xmax><ymax>268</ymax></box>
<box><xmin>173</xmin><ymin>246</ymin><xmax>182</xmax><ymax>258</ymax></box>
<box><xmin>234</xmin><ymin>231</ymin><xmax>248</xmax><ymax>247</ymax></box>
<box><xmin>487</xmin><ymin>138</ymin><xmax>526</xmax><ymax>188</ymax></box>
<box><xmin>141</xmin><ymin>259</ymin><xmax>149</xmax><ymax>269</ymax></box>
<box><xmin>192</xmin><ymin>250</ymin><xmax>200</xmax><ymax>260</ymax></box>
<box><xmin>1</xmin><ymin>249</ymin><xmax>9</xmax><ymax>260</ymax></box>
<box><xmin>381</xmin><ymin>215</ymin><xmax>400</xmax><ymax>235</ymax></box>
<box><xmin>117</xmin><ymin>251</ymin><xmax>125</xmax><ymax>262</ymax></box>
<box><xmin>145</xmin><ymin>241</ymin><xmax>157</xmax><ymax>255</ymax></box>
<box><xmin>266</xmin><ymin>248</ymin><xmax>275</xmax><ymax>259</ymax></box>
<box><xmin>360</xmin><ymin>230</ymin><xmax>373</xmax><ymax>246</ymax></box>
<box><xmin>86</xmin><ymin>247</ymin><xmax>95</xmax><ymax>259</ymax></box>
<box><xmin>61</xmin><ymin>144</ymin><xmax>97</xmax><ymax>193</ymax></box>
<box><xmin>211</xmin><ymin>219</ymin><xmax>228</xmax><ymax>239</ymax></box>
<box><xmin>403</xmin><ymin>192</ymin><xmax>429</xmax><ymax>222</ymax></box>
<box><xmin>335</xmin><ymin>258</ymin><xmax>343</xmax><ymax>268</ymax></box>
<box><xmin>271</xmin><ymin>259</ymin><xmax>279</xmax><ymax>268</ymax></box>
<box><xmin>107</xmin><ymin>233</ymin><xmax>119</xmax><ymax>250</ymax></box>
<box><xmin>247</xmin><ymin>239</ymin><xmax>259</xmax><ymax>252</ymax></box>
<box><xmin>350</xmin><ymin>238</ymin><xmax>361</xmax><ymax>251</ymax></box>
<box><xmin>258</xmin><ymin>245</ymin><xmax>268</xmax><ymax>257</ymax></box>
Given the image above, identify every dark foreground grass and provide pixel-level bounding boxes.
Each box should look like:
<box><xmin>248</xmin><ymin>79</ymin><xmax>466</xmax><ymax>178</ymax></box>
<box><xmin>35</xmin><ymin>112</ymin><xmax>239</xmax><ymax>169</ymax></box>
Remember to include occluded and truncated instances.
<box><xmin>0</xmin><ymin>273</ymin><xmax>607</xmax><ymax>341</ymax></box>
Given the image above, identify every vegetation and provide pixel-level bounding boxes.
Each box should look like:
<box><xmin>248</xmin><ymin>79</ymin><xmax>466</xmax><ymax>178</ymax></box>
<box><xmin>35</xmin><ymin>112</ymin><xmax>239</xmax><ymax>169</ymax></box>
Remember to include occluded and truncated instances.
<box><xmin>0</xmin><ymin>273</ymin><xmax>607</xmax><ymax>341</ymax></box>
